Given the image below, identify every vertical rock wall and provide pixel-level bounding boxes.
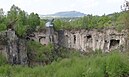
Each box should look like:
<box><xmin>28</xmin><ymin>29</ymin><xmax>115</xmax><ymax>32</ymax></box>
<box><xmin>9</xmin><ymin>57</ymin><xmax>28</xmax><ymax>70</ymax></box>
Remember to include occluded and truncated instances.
<box><xmin>30</xmin><ymin>27</ymin><xmax>128</xmax><ymax>52</ymax></box>
<box><xmin>31</xmin><ymin>27</ymin><xmax>58</xmax><ymax>46</ymax></box>
<box><xmin>6</xmin><ymin>29</ymin><xmax>27</xmax><ymax>65</ymax></box>
<box><xmin>0</xmin><ymin>27</ymin><xmax>127</xmax><ymax>65</ymax></box>
<box><xmin>58</xmin><ymin>28</ymin><xmax>128</xmax><ymax>52</ymax></box>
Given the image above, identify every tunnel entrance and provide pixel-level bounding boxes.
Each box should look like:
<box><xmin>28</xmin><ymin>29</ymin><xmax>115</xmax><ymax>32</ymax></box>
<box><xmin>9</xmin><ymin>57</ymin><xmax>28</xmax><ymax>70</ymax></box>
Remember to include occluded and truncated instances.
<box><xmin>65</xmin><ymin>35</ymin><xmax>69</xmax><ymax>46</ymax></box>
<box><xmin>74</xmin><ymin>35</ymin><xmax>76</xmax><ymax>44</ymax></box>
<box><xmin>87</xmin><ymin>35</ymin><xmax>92</xmax><ymax>39</ymax></box>
<box><xmin>39</xmin><ymin>36</ymin><xmax>46</xmax><ymax>42</ymax></box>
<box><xmin>109</xmin><ymin>39</ymin><xmax>120</xmax><ymax>49</ymax></box>
<box><xmin>39</xmin><ymin>36</ymin><xmax>46</xmax><ymax>45</ymax></box>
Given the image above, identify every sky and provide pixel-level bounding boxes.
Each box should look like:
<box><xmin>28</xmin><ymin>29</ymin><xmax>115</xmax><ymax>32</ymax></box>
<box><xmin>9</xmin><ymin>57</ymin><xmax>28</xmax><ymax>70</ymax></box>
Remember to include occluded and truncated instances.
<box><xmin>0</xmin><ymin>0</ymin><xmax>126</xmax><ymax>15</ymax></box>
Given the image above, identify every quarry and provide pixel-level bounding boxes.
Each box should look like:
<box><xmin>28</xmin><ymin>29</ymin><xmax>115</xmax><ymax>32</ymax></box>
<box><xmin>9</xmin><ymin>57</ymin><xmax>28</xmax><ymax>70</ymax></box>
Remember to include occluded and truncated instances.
<box><xmin>31</xmin><ymin>26</ymin><xmax>128</xmax><ymax>53</ymax></box>
<box><xmin>0</xmin><ymin>22</ymin><xmax>128</xmax><ymax>65</ymax></box>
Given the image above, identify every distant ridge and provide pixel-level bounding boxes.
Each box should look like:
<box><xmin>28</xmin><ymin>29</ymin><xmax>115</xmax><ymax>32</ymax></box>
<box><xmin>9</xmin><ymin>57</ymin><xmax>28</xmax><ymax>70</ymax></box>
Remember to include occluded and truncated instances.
<box><xmin>41</xmin><ymin>11</ymin><xmax>86</xmax><ymax>18</ymax></box>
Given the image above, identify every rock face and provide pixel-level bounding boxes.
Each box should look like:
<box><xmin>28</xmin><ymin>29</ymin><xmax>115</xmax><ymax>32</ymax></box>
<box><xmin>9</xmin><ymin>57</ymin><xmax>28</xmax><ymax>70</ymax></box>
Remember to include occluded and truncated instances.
<box><xmin>0</xmin><ymin>29</ymin><xmax>28</xmax><ymax>65</ymax></box>
<box><xmin>58</xmin><ymin>29</ymin><xmax>128</xmax><ymax>52</ymax></box>
<box><xmin>32</xmin><ymin>27</ymin><xmax>128</xmax><ymax>52</ymax></box>
<box><xmin>0</xmin><ymin>31</ymin><xmax>8</xmax><ymax>60</ymax></box>
<box><xmin>30</xmin><ymin>27</ymin><xmax>58</xmax><ymax>46</ymax></box>
<box><xmin>0</xmin><ymin>26</ymin><xmax>128</xmax><ymax>65</ymax></box>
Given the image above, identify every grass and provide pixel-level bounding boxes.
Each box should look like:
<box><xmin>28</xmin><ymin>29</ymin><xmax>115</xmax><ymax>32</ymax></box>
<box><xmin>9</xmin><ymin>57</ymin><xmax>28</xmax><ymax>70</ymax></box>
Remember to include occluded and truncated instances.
<box><xmin>0</xmin><ymin>51</ymin><xmax>129</xmax><ymax>77</ymax></box>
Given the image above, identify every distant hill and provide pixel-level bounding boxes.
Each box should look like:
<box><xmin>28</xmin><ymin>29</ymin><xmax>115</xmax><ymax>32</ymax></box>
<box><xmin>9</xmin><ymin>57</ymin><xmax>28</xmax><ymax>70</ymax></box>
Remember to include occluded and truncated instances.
<box><xmin>41</xmin><ymin>11</ymin><xmax>86</xmax><ymax>18</ymax></box>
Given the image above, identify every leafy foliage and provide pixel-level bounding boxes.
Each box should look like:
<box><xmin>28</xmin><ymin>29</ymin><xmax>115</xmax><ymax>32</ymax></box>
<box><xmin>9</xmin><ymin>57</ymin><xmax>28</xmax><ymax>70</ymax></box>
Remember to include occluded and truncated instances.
<box><xmin>0</xmin><ymin>4</ymin><xmax>128</xmax><ymax>35</ymax></box>
<box><xmin>0</xmin><ymin>54</ymin><xmax>7</xmax><ymax>65</ymax></box>
<box><xmin>0</xmin><ymin>4</ymin><xmax>129</xmax><ymax>77</ymax></box>
<box><xmin>27</xmin><ymin>41</ymin><xmax>54</xmax><ymax>65</ymax></box>
<box><xmin>0</xmin><ymin>5</ymin><xmax>44</xmax><ymax>37</ymax></box>
<box><xmin>53</xmin><ymin>12</ymin><xmax>127</xmax><ymax>31</ymax></box>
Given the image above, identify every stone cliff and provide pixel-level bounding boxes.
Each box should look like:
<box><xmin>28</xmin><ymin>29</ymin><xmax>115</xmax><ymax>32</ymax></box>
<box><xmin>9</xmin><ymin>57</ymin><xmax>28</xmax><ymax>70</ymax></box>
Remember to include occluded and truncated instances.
<box><xmin>31</xmin><ymin>27</ymin><xmax>128</xmax><ymax>53</ymax></box>
<box><xmin>0</xmin><ymin>29</ymin><xmax>27</xmax><ymax>65</ymax></box>
<box><xmin>58</xmin><ymin>29</ymin><xmax>128</xmax><ymax>52</ymax></box>
<box><xmin>0</xmin><ymin>25</ymin><xmax>128</xmax><ymax>65</ymax></box>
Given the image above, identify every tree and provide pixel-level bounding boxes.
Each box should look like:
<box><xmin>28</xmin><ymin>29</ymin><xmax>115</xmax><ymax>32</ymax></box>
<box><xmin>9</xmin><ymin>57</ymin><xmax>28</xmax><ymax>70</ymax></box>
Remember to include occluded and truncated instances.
<box><xmin>53</xmin><ymin>19</ymin><xmax>63</xmax><ymax>30</ymax></box>
<box><xmin>15</xmin><ymin>10</ymin><xmax>28</xmax><ymax>37</ymax></box>
<box><xmin>7</xmin><ymin>5</ymin><xmax>28</xmax><ymax>37</ymax></box>
<box><xmin>28</xmin><ymin>12</ymin><xmax>40</xmax><ymax>27</ymax></box>
<box><xmin>7</xmin><ymin>5</ymin><xmax>21</xmax><ymax>22</ymax></box>
<box><xmin>0</xmin><ymin>8</ymin><xmax>4</xmax><ymax>21</ymax></box>
<box><xmin>37</xmin><ymin>19</ymin><xmax>46</xmax><ymax>31</ymax></box>
<box><xmin>120</xmin><ymin>0</ymin><xmax>129</xmax><ymax>29</ymax></box>
<box><xmin>17</xmin><ymin>10</ymin><xmax>28</xmax><ymax>25</ymax></box>
<box><xmin>0</xmin><ymin>8</ymin><xmax>6</xmax><ymax>31</ymax></box>
<box><xmin>27</xmin><ymin>12</ymin><xmax>40</xmax><ymax>34</ymax></box>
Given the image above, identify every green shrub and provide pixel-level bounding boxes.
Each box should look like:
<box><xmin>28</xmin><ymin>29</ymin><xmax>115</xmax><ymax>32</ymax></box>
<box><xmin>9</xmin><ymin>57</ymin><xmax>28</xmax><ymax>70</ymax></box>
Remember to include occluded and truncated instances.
<box><xmin>0</xmin><ymin>65</ymin><xmax>11</xmax><ymax>77</ymax></box>
<box><xmin>105</xmin><ymin>52</ymin><xmax>129</xmax><ymax>77</ymax></box>
<box><xmin>0</xmin><ymin>54</ymin><xmax>7</xmax><ymax>65</ymax></box>
<box><xmin>0</xmin><ymin>51</ymin><xmax>129</xmax><ymax>77</ymax></box>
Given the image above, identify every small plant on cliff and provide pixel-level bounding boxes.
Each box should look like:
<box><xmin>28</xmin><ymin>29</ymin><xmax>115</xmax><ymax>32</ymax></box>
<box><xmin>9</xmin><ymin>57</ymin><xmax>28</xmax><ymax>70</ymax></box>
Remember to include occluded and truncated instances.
<box><xmin>0</xmin><ymin>54</ymin><xmax>7</xmax><ymax>65</ymax></box>
<box><xmin>27</xmin><ymin>41</ymin><xmax>54</xmax><ymax>65</ymax></box>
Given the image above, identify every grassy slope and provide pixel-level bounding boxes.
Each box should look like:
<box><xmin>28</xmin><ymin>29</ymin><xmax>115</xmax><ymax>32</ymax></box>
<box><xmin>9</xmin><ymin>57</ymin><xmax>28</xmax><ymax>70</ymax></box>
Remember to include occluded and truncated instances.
<box><xmin>0</xmin><ymin>52</ymin><xmax>129</xmax><ymax>77</ymax></box>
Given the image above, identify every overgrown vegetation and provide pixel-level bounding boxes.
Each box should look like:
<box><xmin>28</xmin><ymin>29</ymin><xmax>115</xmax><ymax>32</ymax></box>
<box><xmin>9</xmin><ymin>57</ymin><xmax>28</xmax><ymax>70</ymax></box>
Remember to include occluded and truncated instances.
<box><xmin>0</xmin><ymin>51</ymin><xmax>129</xmax><ymax>77</ymax></box>
<box><xmin>0</xmin><ymin>4</ymin><xmax>128</xmax><ymax>35</ymax></box>
<box><xmin>27</xmin><ymin>41</ymin><xmax>54</xmax><ymax>65</ymax></box>
<box><xmin>53</xmin><ymin>12</ymin><xmax>127</xmax><ymax>31</ymax></box>
<box><xmin>0</xmin><ymin>54</ymin><xmax>7</xmax><ymax>65</ymax></box>
<box><xmin>26</xmin><ymin>40</ymin><xmax>80</xmax><ymax>66</ymax></box>
<box><xmin>0</xmin><ymin>5</ymin><xmax>46</xmax><ymax>37</ymax></box>
<box><xmin>0</xmin><ymin>2</ymin><xmax>129</xmax><ymax>77</ymax></box>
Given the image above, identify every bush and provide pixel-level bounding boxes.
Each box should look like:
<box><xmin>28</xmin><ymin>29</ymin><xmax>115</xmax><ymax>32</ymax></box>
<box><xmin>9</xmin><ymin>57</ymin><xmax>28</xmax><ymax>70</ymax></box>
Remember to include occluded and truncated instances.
<box><xmin>0</xmin><ymin>54</ymin><xmax>7</xmax><ymax>65</ymax></box>
<box><xmin>27</xmin><ymin>41</ymin><xmax>54</xmax><ymax>65</ymax></box>
<box><xmin>0</xmin><ymin>51</ymin><xmax>129</xmax><ymax>77</ymax></box>
<box><xmin>105</xmin><ymin>52</ymin><xmax>129</xmax><ymax>77</ymax></box>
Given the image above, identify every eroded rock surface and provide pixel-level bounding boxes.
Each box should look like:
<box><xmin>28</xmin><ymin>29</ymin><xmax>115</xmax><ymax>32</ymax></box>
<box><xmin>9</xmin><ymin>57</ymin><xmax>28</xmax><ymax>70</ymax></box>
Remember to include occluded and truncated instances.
<box><xmin>7</xmin><ymin>29</ymin><xmax>27</xmax><ymax>64</ymax></box>
<box><xmin>0</xmin><ymin>29</ymin><xmax>27</xmax><ymax>65</ymax></box>
<box><xmin>0</xmin><ymin>26</ymin><xmax>128</xmax><ymax>65</ymax></box>
<box><xmin>32</xmin><ymin>27</ymin><xmax>128</xmax><ymax>52</ymax></box>
<box><xmin>58</xmin><ymin>28</ymin><xmax>128</xmax><ymax>52</ymax></box>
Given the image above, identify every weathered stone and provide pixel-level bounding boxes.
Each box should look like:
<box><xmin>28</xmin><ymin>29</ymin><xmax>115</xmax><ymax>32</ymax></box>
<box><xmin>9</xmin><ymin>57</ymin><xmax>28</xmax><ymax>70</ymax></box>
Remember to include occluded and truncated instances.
<box><xmin>58</xmin><ymin>28</ymin><xmax>128</xmax><ymax>52</ymax></box>
<box><xmin>31</xmin><ymin>27</ymin><xmax>128</xmax><ymax>52</ymax></box>
<box><xmin>31</xmin><ymin>27</ymin><xmax>58</xmax><ymax>45</ymax></box>
<box><xmin>0</xmin><ymin>31</ymin><xmax>8</xmax><ymax>60</ymax></box>
<box><xmin>0</xmin><ymin>25</ymin><xmax>128</xmax><ymax>65</ymax></box>
<box><xmin>5</xmin><ymin>29</ymin><xmax>27</xmax><ymax>65</ymax></box>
